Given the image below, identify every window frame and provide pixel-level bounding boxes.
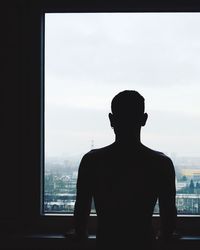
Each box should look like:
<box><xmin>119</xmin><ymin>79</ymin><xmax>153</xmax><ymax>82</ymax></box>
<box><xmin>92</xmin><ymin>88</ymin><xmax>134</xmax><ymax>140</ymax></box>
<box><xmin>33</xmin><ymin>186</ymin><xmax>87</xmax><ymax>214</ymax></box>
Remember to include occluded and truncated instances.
<box><xmin>20</xmin><ymin>0</ymin><xmax>200</xmax><ymax>235</ymax></box>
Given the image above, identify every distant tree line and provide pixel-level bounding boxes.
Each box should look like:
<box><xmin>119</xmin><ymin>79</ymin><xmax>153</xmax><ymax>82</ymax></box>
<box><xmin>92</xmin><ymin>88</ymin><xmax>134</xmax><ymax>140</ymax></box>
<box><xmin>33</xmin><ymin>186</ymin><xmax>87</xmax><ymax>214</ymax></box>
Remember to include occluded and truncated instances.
<box><xmin>177</xmin><ymin>178</ymin><xmax>200</xmax><ymax>194</ymax></box>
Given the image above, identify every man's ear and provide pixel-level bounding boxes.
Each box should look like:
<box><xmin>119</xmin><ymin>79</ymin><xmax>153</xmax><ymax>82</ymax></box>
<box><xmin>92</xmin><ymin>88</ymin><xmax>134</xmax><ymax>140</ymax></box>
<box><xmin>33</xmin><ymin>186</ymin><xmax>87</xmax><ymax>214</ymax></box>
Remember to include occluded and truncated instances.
<box><xmin>141</xmin><ymin>113</ymin><xmax>148</xmax><ymax>126</ymax></box>
<box><xmin>108</xmin><ymin>113</ymin><xmax>114</xmax><ymax>128</ymax></box>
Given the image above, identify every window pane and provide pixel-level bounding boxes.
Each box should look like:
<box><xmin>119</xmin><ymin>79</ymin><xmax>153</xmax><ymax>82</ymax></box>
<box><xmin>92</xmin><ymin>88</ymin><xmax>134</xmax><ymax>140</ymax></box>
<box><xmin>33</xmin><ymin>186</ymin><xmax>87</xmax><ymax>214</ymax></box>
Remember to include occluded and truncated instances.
<box><xmin>44</xmin><ymin>13</ymin><xmax>200</xmax><ymax>214</ymax></box>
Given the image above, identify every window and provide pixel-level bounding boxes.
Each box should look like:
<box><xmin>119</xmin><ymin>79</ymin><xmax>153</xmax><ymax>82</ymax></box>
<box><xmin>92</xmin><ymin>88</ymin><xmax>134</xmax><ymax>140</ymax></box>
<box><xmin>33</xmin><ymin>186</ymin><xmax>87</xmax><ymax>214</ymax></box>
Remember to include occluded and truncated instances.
<box><xmin>44</xmin><ymin>12</ymin><xmax>200</xmax><ymax>216</ymax></box>
<box><xmin>18</xmin><ymin>0</ymin><xmax>200</xmax><ymax>236</ymax></box>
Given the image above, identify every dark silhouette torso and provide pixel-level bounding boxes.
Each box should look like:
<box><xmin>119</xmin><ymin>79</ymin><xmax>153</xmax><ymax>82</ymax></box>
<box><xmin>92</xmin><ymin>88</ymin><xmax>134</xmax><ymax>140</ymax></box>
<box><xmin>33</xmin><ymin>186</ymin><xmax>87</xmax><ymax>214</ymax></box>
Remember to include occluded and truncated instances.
<box><xmin>74</xmin><ymin>142</ymin><xmax>176</xmax><ymax>250</ymax></box>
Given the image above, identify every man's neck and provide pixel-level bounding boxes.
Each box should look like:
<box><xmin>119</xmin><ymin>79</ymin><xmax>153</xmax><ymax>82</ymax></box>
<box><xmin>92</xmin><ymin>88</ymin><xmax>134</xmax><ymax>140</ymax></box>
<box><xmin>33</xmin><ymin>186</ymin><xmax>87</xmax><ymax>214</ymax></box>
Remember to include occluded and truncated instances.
<box><xmin>115</xmin><ymin>134</ymin><xmax>142</xmax><ymax>147</ymax></box>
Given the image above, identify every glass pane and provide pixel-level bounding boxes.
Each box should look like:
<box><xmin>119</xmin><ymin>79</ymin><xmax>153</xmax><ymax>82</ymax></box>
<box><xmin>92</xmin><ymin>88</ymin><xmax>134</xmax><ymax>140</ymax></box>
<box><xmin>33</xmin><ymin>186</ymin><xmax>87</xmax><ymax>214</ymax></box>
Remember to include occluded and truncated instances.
<box><xmin>44</xmin><ymin>13</ymin><xmax>200</xmax><ymax>214</ymax></box>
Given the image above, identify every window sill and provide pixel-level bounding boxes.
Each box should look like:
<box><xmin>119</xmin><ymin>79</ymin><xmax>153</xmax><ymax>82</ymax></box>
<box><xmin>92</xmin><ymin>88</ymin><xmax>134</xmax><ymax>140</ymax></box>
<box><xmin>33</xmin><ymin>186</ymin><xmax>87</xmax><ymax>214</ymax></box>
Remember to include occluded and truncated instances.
<box><xmin>1</xmin><ymin>233</ymin><xmax>200</xmax><ymax>249</ymax></box>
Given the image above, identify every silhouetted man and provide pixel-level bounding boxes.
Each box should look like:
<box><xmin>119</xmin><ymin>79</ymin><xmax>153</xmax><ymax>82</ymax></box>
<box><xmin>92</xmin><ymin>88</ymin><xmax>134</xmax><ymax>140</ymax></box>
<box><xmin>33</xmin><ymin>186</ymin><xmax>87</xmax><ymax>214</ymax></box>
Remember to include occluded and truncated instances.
<box><xmin>74</xmin><ymin>90</ymin><xmax>177</xmax><ymax>250</ymax></box>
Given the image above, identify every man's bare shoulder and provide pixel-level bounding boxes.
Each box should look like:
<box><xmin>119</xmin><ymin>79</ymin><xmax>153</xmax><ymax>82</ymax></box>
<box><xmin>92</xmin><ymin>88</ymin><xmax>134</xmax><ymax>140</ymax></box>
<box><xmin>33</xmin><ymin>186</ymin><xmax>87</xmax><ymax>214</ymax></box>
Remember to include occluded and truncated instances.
<box><xmin>142</xmin><ymin>145</ymin><xmax>174</xmax><ymax>167</ymax></box>
<box><xmin>143</xmin><ymin>145</ymin><xmax>166</xmax><ymax>158</ymax></box>
<box><xmin>143</xmin><ymin>147</ymin><xmax>175</xmax><ymax>179</ymax></box>
<box><xmin>82</xmin><ymin>143</ymin><xmax>115</xmax><ymax>159</ymax></box>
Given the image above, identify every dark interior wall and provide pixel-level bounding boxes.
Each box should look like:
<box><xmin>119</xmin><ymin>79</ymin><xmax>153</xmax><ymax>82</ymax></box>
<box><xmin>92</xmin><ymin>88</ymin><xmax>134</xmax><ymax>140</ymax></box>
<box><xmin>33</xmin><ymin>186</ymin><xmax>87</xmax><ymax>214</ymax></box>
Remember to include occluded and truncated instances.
<box><xmin>1</xmin><ymin>1</ymin><xmax>41</xmax><ymax>233</ymax></box>
<box><xmin>2</xmin><ymin>2</ymin><xmax>20</xmax><ymax>224</ymax></box>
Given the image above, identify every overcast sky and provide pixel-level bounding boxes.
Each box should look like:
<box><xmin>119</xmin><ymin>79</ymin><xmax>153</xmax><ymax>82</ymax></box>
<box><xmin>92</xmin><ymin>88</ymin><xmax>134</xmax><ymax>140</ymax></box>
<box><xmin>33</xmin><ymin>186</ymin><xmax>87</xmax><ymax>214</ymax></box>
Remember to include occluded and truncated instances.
<box><xmin>45</xmin><ymin>13</ymin><xmax>200</xmax><ymax>159</ymax></box>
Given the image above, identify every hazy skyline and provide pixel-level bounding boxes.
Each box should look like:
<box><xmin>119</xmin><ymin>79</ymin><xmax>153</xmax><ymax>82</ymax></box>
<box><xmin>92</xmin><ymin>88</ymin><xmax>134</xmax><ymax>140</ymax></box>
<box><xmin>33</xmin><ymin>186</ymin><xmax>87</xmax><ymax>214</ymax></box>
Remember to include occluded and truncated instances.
<box><xmin>45</xmin><ymin>13</ymin><xmax>200</xmax><ymax>158</ymax></box>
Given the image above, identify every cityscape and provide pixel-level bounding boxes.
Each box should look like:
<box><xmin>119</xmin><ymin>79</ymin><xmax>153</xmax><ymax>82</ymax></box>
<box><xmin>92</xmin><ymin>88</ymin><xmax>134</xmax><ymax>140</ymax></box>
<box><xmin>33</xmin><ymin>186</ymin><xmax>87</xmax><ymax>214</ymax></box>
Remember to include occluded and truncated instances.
<box><xmin>44</xmin><ymin>154</ymin><xmax>200</xmax><ymax>215</ymax></box>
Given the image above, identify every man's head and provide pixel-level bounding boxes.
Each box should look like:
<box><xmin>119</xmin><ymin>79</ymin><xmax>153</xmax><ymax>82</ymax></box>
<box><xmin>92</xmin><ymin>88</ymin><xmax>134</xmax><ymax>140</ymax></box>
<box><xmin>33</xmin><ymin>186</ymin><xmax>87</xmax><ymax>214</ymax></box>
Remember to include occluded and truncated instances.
<box><xmin>109</xmin><ymin>90</ymin><xmax>148</xmax><ymax>138</ymax></box>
